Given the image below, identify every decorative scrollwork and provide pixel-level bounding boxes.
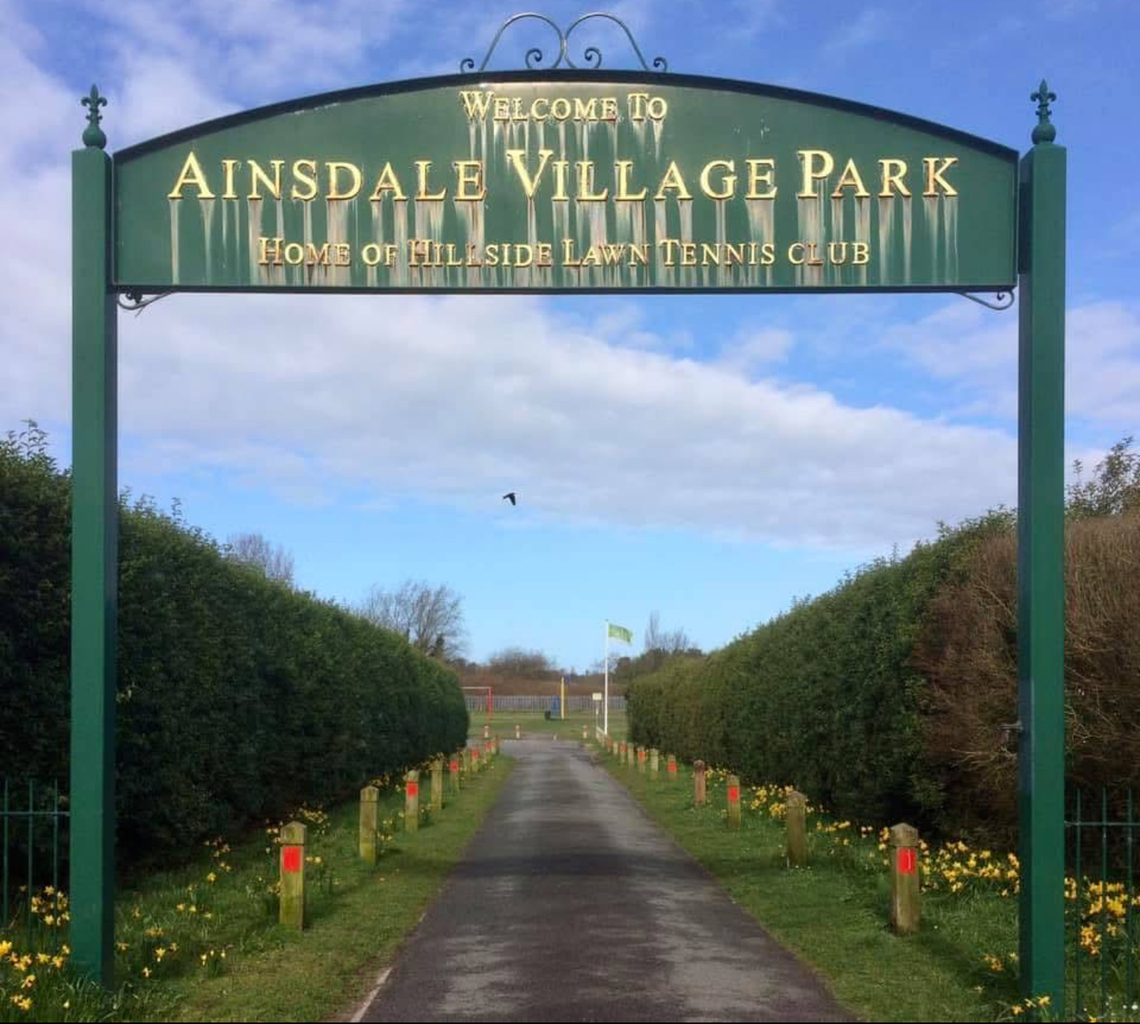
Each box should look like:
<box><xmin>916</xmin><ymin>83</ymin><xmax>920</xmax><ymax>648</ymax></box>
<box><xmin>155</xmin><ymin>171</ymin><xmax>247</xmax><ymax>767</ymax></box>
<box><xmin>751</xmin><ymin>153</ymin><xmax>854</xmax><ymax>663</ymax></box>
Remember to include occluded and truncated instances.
<box><xmin>117</xmin><ymin>290</ymin><xmax>172</xmax><ymax>315</ymax></box>
<box><xmin>564</xmin><ymin>13</ymin><xmax>668</xmax><ymax>71</ymax></box>
<box><xmin>957</xmin><ymin>290</ymin><xmax>1015</xmax><ymax>311</ymax></box>
<box><xmin>460</xmin><ymin>11</ymin><xmax>667</xmax><ymax>73</ymax></box>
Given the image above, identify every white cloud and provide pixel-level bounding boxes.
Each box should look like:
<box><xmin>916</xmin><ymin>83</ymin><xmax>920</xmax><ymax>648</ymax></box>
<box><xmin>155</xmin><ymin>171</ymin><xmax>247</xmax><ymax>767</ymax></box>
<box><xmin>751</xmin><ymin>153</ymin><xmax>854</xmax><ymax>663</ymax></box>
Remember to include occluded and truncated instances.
<box><xmin>882</xmin><ymin>298</ymin><xmax>1140</xmax><ymax>426</ymax></box>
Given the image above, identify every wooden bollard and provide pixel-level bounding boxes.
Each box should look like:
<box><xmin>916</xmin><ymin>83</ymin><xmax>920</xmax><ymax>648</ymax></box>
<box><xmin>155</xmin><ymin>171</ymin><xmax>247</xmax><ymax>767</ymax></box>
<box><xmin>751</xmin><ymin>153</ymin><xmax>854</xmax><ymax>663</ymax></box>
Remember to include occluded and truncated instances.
<box><xmin>786</xmin><ymin>790</ymin><xmax>808</xmax><ymax>866</ymax></box>
<box><xmin>431</xmin><ymin>759</ymin><xmax>444</xmax><ymax>811</ymax></box>
<box><xmin>582</xmin><ymin>725</ymin><xmax>588</xmax><ymax>741</ymax></box>
<box><xmin>359</xmin><ymin>786</ymin><xmax>380</xmax><ymax>865</ymax></box>
<box><xmin>484</xmin><ymin>724</ymin><xmax>490</xmax><ymax>740</ymax></box>
<box><xmin>449</xmin><ymin>754</ymin><xmax>461</xmax><ymax>793</ymax></box>
<box><xmin>637</xmin><ymin>746</ymin><xmax>646</xmax><ymax>773</ymax></box>
<box><xmin>650</xmin><ymin>749</ymin><xmax>660</xmax><ymax>779</ymax></box>
<box><xmin>279</xmin><ymin>821</ymin><xmax>306</xmax><ymax>929</ymax></box>
<box><xmin>890</xmin><ymin>823</ymin><xmax>921</xmax><ymax>934</ymax></box>
<box><xmin>667</xmin><ymin>754</ymin><xmax>678</xmax><ymax>780</ymax></box>
<box><xmin>405</xmin><ymin>770</ymin><xmax>421</xmax><ymax>833</ymax></box>
<box><xmin>726</xmin><ymin>774</ymin><xmax>742</xmax><ymax>829</ymax></box>
<box><xmin>694</xmin><ymin>760</ymin><xmax>707</xmax><ymax>806</ymax></box>
<box><xmin>515</xmin><ymin>724</ymin><xmax>521</xmax><ymax>740</ymax></box>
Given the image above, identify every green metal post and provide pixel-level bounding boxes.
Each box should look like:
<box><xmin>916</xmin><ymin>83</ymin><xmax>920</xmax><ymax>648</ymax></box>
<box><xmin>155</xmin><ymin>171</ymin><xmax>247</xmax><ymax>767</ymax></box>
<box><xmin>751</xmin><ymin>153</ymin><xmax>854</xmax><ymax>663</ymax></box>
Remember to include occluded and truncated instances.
<box><xmin>1017</xmin><ymin>79</ymin><xmax>1066</xmax><ymax>1009</ymax></box>
<box><xmin>70</xmin><ymin>86</ymin><xmax>117</xmax><ymax>987</ymax></box>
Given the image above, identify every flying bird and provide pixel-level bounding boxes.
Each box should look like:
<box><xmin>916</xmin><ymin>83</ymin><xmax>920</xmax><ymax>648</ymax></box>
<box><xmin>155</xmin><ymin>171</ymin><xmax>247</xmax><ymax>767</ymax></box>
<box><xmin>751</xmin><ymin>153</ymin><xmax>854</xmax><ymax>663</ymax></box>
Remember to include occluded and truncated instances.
<box><xmin>502</xmin><ymin>492</ymin><xmax>517</xmax><ymax>505</ymax></box>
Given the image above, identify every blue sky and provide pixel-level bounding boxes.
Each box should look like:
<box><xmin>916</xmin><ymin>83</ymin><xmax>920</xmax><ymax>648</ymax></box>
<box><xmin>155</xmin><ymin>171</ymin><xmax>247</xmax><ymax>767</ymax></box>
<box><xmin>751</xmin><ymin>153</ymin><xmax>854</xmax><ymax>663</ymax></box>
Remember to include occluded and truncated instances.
<box><xmin>2</xmin><ymin>0</ymin><xmax>1138</xmax><ymax>671</ymax></box>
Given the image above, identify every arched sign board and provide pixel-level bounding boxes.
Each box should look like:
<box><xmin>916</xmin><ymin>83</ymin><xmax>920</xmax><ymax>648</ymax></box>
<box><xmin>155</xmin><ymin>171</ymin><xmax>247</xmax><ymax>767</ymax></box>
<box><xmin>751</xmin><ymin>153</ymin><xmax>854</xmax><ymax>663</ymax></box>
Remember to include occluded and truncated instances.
<box><xmin>112</xmin><ymin>73</ymin><xmax>1019</xmax><ymax>294</ymax></box>
<box><xmin>70</xmin><ymin>25</ymin><xmax>1066</xmax><ymax>1008</ymax></box>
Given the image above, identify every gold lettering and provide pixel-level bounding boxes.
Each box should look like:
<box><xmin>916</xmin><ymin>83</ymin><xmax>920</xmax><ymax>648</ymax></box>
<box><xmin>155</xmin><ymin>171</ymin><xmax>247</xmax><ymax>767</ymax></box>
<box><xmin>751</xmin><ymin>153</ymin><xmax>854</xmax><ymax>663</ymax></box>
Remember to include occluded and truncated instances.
<box><xmin>453</xmin><ymin>160</ymin><xmax>486</xmax><ymax>201</ymax></box>
<box><xmin>258</xmin><ymin>236</ymin><xmax>283</xmax><ymax>265</ymax></box>
<box><xmin>761</xmin><ymin>242</ymin><xmax>776</xmax><ymax>266</ymax></box>
<box><xmin>923</xmin><ymin>156</ymin><xmax>958</xmax><ymax>196</ymax></box>
<box><xmin>552</xmin><ymin>160</ymin><xmax>570</xmax><ymax>201</ymax></box>
<box><xmin>248</xmin><ymin>159</ymin><xmax>284</xmax><ymax>200</ymax></box>
<box><xmin>878</xmin><ymin>158</ymin><xmax>911</xmax><ymax>197</ymax></box>
<box><xmin>493</xmin><ymin>96</ymin><xmax>512</xmax><ymax>121</ymax></box>
<box><xmin>550</xmin><ymin>97</ymin><xmax>572</xmax><ymax>121</ymax></box>
<box><xmin>305</xmin><ymin>242</ymin><xmax>331</xmax><ymax>265</ymax></box>
<box><xmin>700</xmin><ymin>159</ymin><xmax>736</xmax><ymax>200</ymax></box>
<box><xmin>167</xmin><ymin>151</ymin><xmax>215</xmax><ymax>199</ymax></box>
<box><xmin>415</xmin><ymin>161</ymin><xmax>446</xmax><ymax>201</ymax></box>
<box><xmin>601</xmin><ymin>97</ymin><xmax>619</xmax><ymax>121</ymax></box>
<box><xmin>291</xmin><ymin>159</ymin><xmax>318</xmax><ymax>201</ymax></box>
<box><xmin>831</xmin><ymin>158</ymin><xmax>870</xmax><ymax>199</ymax></box>
<box><xmin>615</xmin><ymin>160</ymin><xmax>648</xmax><ymax>201</ymax></box>
<box><xmin>654</xmin><ymin>161</ymin><xmax>692</xmax><ymax>201</ymax></box>
<box><xmin>788</xmin><ymin>241</ymin><xmax>807</xmax><ymax>265</ymax></box>
<box><xmin>828</xmin><ymin>241</ymin><xmax>849</xmax><ymax>264</ymax></box>
<box><xmin>797</xmin><ymin>149</ymin><xmax>834</xmax><ymax>198</ymax></box>
<box><xmin>506</xmin><ymin>148</ymin><xmax>554</xmax><ymax>199</ymax></box>
<box><xmin>852</xmin><ymin>241</ymin><xmax>870</xmax><ymax>264</ymax></box>
<box><xmin>361</xmin><ymin>242</ymin><xmax>383</xmax><ymax>266</ymax></box>
<box><xmin>327</xmin><ymin>162</ymin><xmax>362</xmax><ymax>201</ymax></box>
<box><xmin>222</xmin><ymin>159</ymin><xmax>240</xmax><ymax>200</ymax></box>
<box><xmin>658</xmin><ymin>238</ymin><xmax>680</xmax><ymax>266</ymax></box>
<box><xmin>531</xmin><ymin>98</ymin><xmax>550</xmax><ymax>121</ymax></box>
<box><xmin>335</xmin><ymin>243</ymin><xmax>352</xmax><ymax>266</ymax></box>
<box><xmin>576</xmin><ymin>161</ymin><xmax>608</xmax><ymax>201</ymax></box>
<box><xmin>573</xmin><ymin>97</ymin><xmax>599</xmax><ymax>121</ymax></box>
<box><xmin>283</xmin><ymin>242</ymin><xmax>305</xmax><ymax>265</ymax></box>
<box><xmin>459</xmin><ymin>90</ymin><xmax>495</xmax><ymax>122</ymax></box>
<box><xmin>369</xmin><ymin>163</ymin><xmax>407</xmax><ymax>201</ymax></box>
<box><xmin>701</xmin><ymin>243</ymin><xmax>721</xmax><ymax>266</ymax></box>
<box><xmin>745</xmin><ymin>159</ymin><xmax>777</xmax><ymax>200</ymax></box>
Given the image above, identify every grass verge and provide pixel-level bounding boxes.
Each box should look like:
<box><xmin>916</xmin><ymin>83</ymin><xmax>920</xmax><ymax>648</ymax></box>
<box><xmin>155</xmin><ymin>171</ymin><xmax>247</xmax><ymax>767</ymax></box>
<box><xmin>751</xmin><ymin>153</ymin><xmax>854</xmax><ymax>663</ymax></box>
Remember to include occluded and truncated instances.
<box><xmin>469</xmin><ymin>710</ymin><xmax>627</xmax><ymax>742</ymax></box>
<box><xmin>601</xmin><ymin>753</ymin><xmax>1025</xmax><ymax>1023</ymax></box>
<box><xmin>1</xmin><ymin>755</ymin><xmax>512</xmax><ymax>1023</ymax></box>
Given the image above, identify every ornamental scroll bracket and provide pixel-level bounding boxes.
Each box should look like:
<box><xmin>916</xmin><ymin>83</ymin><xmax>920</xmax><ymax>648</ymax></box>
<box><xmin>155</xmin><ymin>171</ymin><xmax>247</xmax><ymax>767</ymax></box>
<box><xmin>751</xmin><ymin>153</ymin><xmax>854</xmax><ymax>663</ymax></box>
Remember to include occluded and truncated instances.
<box><xmin>460</xmin><ymin>11</ymin><xmax>668</xmax><ymax>73</ymax></box>
<box><xmin>957</xmin><ymin>291</ymin><xmax>1016</xmax><ymax>311</ymax></box>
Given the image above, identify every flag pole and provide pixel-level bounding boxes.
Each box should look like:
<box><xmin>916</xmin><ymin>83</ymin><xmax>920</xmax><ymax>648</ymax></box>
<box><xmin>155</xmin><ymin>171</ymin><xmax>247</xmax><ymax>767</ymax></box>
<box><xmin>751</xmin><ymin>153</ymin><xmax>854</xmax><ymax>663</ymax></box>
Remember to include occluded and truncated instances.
<box><xmin>603</xmin><ymin>620</ymin><xmax>610</xmax><ymax>736</ymax></box>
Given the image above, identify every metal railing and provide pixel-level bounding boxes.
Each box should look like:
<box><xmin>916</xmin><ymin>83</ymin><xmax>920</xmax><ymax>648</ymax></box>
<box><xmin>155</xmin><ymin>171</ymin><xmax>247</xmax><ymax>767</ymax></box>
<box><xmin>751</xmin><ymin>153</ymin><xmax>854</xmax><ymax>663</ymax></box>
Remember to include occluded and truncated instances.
<box><xmin>1067</xmin><ymin>789</ymin><xmax>1139</xmax><ymax>1021</ymax></box>
<box><xmin>2</xmin><ymin>779</ymin><xmax>68</xmax><ymax>940</ymax></box>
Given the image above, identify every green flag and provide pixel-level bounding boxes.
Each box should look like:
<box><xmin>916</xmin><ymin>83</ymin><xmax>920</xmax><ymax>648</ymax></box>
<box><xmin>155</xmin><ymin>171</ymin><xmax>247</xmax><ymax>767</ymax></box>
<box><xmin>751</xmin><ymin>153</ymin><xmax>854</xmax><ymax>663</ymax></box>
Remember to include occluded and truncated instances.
<box><xmin>608</xmin><ymin>623</ymin><xmax>633</xmax><ymax>644</ymax></box>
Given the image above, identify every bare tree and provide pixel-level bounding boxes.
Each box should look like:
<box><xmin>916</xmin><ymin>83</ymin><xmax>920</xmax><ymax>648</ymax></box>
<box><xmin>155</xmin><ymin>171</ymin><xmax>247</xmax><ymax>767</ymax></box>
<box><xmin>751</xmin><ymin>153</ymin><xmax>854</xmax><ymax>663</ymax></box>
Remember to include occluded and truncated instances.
<box><xmin>226</xmin><ymin>531</ymin><xmax>295</xmax><ymax>586</ymax></box>
<box><xmin>358</xmin><ymin>580</ymin><xmax>468</xmax><ymax>660</ymax></box>
<box><xmin>644</xmin><ymin>610</ymin><xmax>691</xmax><ymax>654</ymax></box>
<box><xmin>486</xmin><ymin>647</ymin><xmax>558</xmax><ymax>678</ymax></box>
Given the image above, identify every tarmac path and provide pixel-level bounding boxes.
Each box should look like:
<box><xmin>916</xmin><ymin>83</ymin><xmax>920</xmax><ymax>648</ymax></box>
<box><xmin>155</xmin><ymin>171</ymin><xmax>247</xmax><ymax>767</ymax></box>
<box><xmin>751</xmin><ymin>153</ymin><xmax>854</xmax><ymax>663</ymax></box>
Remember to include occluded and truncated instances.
<box><xmin>358</xmin><ymin>738</ymin><xmax>851</xmax><ymax>1023</ymax></box>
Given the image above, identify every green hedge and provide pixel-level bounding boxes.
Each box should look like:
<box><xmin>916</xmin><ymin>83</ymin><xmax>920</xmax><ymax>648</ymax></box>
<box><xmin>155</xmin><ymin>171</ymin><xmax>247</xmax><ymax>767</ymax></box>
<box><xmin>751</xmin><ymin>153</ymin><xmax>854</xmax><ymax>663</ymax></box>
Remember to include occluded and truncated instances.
<box><xmin>0</xmin><ymin>426</ymin><xmax>468</xmax><ymax>861</ymax></box>
<box><xmin>627</xmin><ymin>515</ymin><xmax>1013</xmax><ymax>831</ymax></box>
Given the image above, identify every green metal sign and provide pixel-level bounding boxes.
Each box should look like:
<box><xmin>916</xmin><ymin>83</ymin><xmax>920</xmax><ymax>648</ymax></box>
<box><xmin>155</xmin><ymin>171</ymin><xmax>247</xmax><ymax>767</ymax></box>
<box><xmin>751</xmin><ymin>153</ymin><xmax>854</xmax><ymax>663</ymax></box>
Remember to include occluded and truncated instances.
<box><xmin>113</xmin><ymin>74</ymin><xmax>1017</xmax><ymax>294</ymax></box>
<box><xmin>70</xmin><ymin>14</ymin><xmax>1066</xmax><ymax>1011</ymax></box>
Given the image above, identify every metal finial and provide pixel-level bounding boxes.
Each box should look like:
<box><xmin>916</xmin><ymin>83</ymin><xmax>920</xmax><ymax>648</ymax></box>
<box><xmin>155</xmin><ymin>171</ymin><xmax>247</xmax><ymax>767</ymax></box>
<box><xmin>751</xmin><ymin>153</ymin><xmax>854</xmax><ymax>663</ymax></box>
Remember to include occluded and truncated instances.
<box><xmin>1031</xmin><ymin>78</ymin><xmax>1057</xmax><ymax>145</ymax></box>
<box><xmin>81</xmin><ymin>84</ymin><xmax>108</xmax><ymax>149</ymax></box>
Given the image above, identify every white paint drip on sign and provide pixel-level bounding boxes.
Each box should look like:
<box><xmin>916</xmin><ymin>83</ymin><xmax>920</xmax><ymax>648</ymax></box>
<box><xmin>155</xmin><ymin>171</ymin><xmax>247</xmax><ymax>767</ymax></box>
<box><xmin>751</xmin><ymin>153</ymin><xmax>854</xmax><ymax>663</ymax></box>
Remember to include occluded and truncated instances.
<box><xmin>945</xmin><ymin>197</ymin><xmax>958</xmax><ymax>282</ymax></box>
<box><xmin>169</xmin><ymin>200</ymin><xmax>180</xmax><ymax>285</ymax></box>
<box><xmin>877</xmin><ymin>197</ymin><xmax>895</xmax><ymax>286</ymax></box>
<box><xmin>855</xmin><ymin>196</ymin><xmax>871</xmax><ymax>287</ymax></box>
<box><xmin>200</xmin><ymin>199</ymin><xmax>214</xmax><ymax>284</ymax></box>
<box><xmin>394</xmin><ymin>199</ymin><xmax>409</xmax><ymax>287</ymax></box>
<box><xmin>247</xmin><ymin>198</ymin><xmax>263</xmax><ymax>285</ymax></box>
<box><xmin>924</xmin><ymin>195</ymin><xmax>941</xmax><ymax>282</ymax></box>
<box><xmin>902</xmin><ymin>199</ymin><xmax>913</xmax><ymax>284</ymax></box>
<box><xmin>678</xmin><ymin>199</ymin><xmax>694</xmax><ymax>289</ymax></box>
<box><xmin>654</xmin><ymin>198</ymin><xmax>671</xmax><ymax>287</ymax></box>
<box><xmin>745</xmin><ymin>199</ymin><xmax>775</xmax><ymax>287</ymax></box>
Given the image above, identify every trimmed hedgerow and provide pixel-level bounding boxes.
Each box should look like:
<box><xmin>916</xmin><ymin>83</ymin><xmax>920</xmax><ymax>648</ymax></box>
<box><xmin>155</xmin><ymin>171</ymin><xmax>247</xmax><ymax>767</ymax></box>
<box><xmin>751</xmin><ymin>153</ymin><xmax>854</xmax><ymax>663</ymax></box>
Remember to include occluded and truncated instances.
<box><xmin>0</xmin><ymin>425</ymin><xmax>467</xmax><ymax>862</ymax></box>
